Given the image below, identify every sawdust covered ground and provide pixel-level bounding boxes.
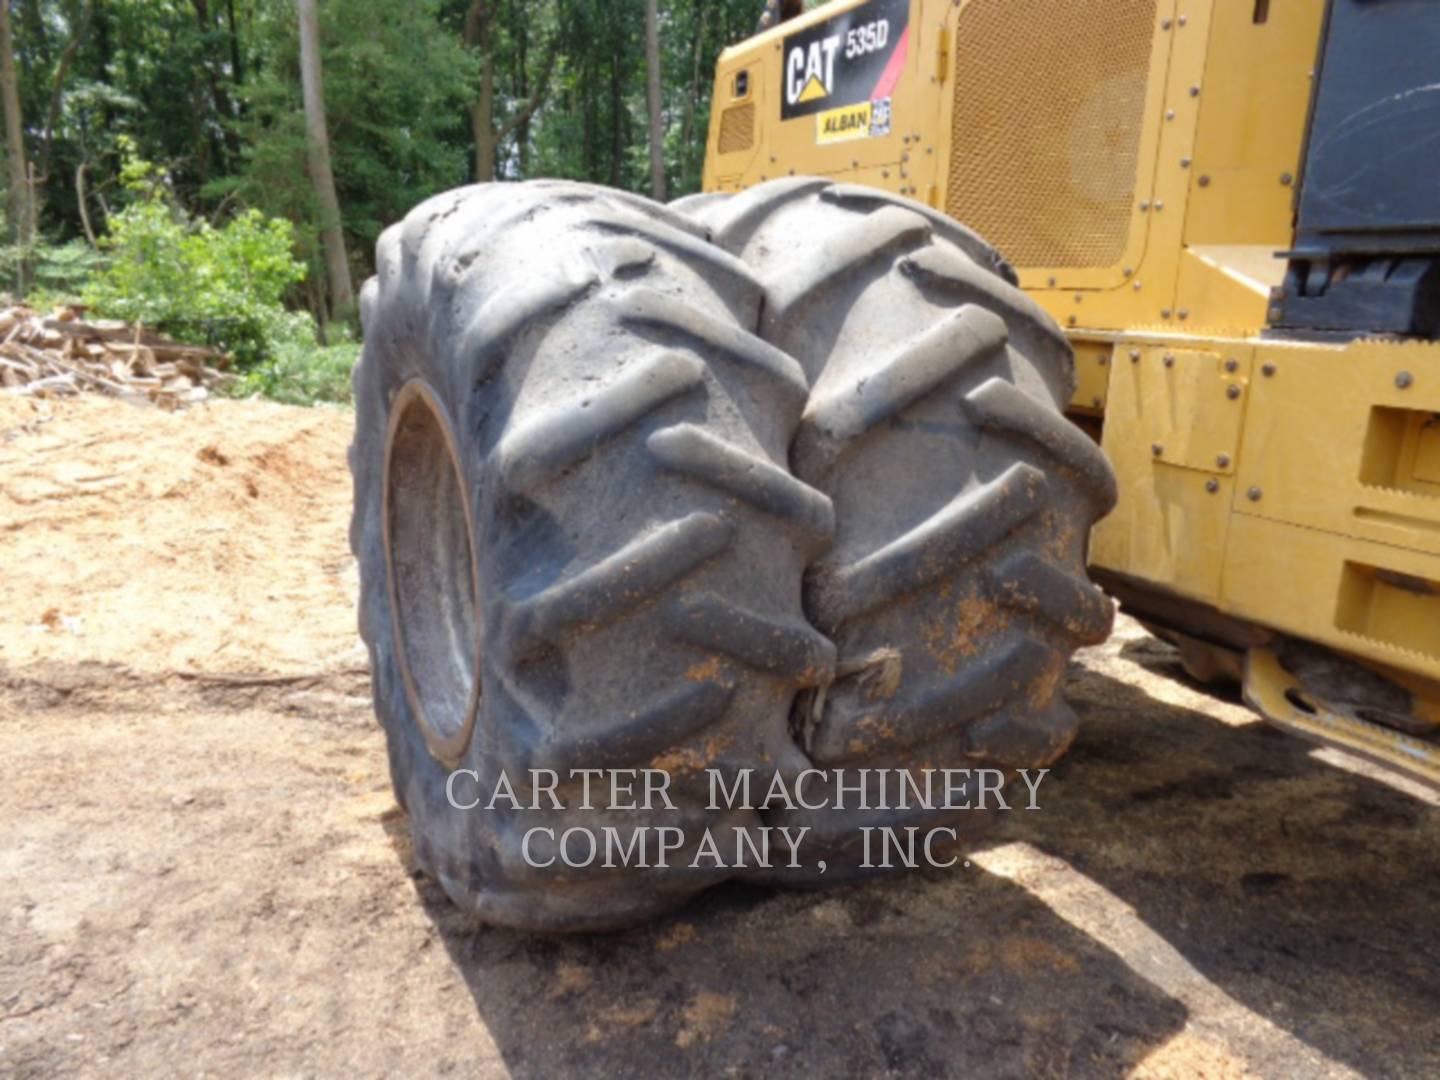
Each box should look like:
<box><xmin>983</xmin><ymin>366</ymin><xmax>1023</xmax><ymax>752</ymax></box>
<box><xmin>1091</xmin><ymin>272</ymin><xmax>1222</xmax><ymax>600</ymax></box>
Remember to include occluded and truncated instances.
<box><xmin>2</xmin><ymin>394</ymin><xmax>1438</xmax><ymax>1079</ymax></box>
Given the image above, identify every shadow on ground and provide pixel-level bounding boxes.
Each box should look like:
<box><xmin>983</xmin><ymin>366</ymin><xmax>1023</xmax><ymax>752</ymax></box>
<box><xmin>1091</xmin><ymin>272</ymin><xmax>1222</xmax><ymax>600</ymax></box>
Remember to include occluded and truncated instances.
<box><xmin>1020</xmin><ymin>646</ymin><xmax>1440</xmax><ymax>1076</ymax></box>
<box><xmin>391</xmin><ymin>829</ymin><xmax>1188</xmax><ymax>1077</ymax></box>
<box><xmin>391</xmin><ymin>640</ymin><xmax>1440</xmax><ymax>1078</ymax></box>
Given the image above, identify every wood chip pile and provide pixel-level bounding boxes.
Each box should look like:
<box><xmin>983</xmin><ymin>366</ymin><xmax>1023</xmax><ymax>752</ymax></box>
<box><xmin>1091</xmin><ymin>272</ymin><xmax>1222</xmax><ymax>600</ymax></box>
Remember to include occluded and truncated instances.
<box><xmin>0</xmin><ymin>305</ymin><xmax>232</xmax><ymax>408</ymax></box>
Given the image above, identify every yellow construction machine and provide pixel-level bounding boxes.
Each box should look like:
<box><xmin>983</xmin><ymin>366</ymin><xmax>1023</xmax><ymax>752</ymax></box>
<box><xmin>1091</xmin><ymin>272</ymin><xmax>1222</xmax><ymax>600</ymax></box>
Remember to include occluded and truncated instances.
<box><xmin>701</xmin><ymin>0</ymin><xmax>1440</xmax><ymax>785</ymax></box>
<box><xmin>352</xmin><ymin>0</ymin><xmax>1440</xmax><ymax>929</ymax></box>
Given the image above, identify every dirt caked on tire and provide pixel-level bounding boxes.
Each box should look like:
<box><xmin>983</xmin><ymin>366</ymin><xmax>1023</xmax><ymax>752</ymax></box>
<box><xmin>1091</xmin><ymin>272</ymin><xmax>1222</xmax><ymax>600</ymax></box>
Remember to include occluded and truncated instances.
<box><xmin>683</xmin><ymin>180</ymin><xmax>1119</xmax><ymax>877</ymax></box>
<box><xmin>350</xmin><ymin>181</ymin><xmax>834</xmax><ymax>930</ymax></box>
<box><xmin>351</xmin><ymin>178</ymin><xmax>1118</xmax><ymax>928</ymax></box>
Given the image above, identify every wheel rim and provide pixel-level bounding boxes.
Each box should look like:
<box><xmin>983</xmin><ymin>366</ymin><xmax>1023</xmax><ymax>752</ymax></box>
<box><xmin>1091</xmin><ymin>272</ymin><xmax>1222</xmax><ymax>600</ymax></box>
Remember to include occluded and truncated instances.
<box><xmin>382</xmin><ymin>379</ymin><xmax>481</xmax><ymax>763</ymax></box>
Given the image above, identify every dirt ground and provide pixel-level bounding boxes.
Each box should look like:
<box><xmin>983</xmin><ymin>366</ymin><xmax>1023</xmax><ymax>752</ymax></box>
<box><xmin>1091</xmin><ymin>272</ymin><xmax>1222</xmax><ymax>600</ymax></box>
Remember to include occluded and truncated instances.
<box><xmin>2</xmin><ymin>393</ymin><xmax>1438</xmax><ymax>1079</ymax></box>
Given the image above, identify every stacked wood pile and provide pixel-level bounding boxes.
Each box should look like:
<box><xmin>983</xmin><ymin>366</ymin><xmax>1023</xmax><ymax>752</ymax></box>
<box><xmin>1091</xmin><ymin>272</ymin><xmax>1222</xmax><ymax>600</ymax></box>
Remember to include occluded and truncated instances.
<box><xmin>0</xmin><ymin>305</ymin><xmax>232</xmax><ymax>408</ymax></box>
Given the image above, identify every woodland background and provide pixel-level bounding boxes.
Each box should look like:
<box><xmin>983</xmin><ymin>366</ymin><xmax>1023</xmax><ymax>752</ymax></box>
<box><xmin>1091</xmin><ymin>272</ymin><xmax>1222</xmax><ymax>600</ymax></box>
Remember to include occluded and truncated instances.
<box><xmin>0</xmin><ymin>0</ymin><xmax>814</xmax><ymax>399</ymax></box>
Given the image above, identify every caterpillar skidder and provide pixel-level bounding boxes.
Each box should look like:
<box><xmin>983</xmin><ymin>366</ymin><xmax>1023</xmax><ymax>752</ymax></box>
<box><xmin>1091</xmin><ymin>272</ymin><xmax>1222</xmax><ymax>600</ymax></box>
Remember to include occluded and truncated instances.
<box><xmin>350</xmin><ymin>0</ymin><xmax>1440</xmax><ymax>930</ymax></box>
<box><xmin>700</xmin><ymin>0</ymin><xmax>1440</xmax><ymax>777</ymax></box>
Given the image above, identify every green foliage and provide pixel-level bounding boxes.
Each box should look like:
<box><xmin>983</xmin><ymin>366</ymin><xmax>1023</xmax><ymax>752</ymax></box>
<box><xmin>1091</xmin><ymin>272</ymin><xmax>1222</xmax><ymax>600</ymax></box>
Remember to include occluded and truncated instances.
<box><xmin>0</xmin><ymin>239</ymin><xmax>106</xmax><ymax>305</ymax></box>
<box><xmin>10</xmin><ymin>0</ymin><xmax>782</xmax><ymax>406</ymax></box>
<box><xmin>233</xmin><ymin>338</ymin><xmax>360</xmax><ymax>406</ymax></box>
<box><xmin>82</xmin><ymin>146</ymin><xmax>308</xmax><ymax>368</ymax></box>
<box><xmin>18</xmin><ymin>0</ymin><xmax>772</xmax><ymax>274</ymax></box>
<box><xmin>221</xmin><ymin>0</ymin><xmax>477</xmax><ymax>285</ymax></box>
<box><xmin>529</xmin><ymin>0</ymin><xmax>771</xmax><ymax>196</ymax></box>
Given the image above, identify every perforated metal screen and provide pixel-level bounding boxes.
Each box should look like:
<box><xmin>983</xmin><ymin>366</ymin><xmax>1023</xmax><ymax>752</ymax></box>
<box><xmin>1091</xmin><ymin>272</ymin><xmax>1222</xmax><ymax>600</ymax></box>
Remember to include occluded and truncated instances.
<box><xmin>945</xmin><ymin>0</ymin><xmax>1157</xmax><ymax>270</ymax></box>
<box><xmin>718</xmin><ymin>104</ymin><xmax>756</xmax><ymax>155</ymax></box>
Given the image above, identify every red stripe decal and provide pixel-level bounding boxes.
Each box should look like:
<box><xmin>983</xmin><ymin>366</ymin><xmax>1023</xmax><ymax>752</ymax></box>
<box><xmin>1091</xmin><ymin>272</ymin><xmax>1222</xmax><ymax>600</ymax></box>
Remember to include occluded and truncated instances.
<box><xmin>870</xmin><ymin>26</ymin><xmax>910</xmax><ymax>101</ymax></box>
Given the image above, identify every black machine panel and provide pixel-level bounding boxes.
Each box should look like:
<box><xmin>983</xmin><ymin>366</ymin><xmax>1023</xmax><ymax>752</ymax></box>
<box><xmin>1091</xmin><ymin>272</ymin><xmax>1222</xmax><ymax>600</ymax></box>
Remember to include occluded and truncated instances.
<box><xmin>1274</xmin><ymin>0</ymin><xmax>1440</xmax><ymax>337</ymax></box>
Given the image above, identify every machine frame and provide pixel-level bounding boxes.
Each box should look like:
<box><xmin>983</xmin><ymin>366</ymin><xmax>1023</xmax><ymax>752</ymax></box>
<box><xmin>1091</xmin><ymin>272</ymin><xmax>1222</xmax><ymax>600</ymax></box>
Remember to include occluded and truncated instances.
<box><xmin>701</xmin><ymin>0</ymin><xmax>1440</xmax><ymax>784</ymax></box>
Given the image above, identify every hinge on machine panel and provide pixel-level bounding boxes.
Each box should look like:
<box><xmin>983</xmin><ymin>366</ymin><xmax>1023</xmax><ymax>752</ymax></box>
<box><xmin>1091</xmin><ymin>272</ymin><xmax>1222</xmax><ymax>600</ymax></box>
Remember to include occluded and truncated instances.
<box><xmin>936</xmin><ymin>26</ymin><xmax>950</xmax><ymax>85</ymax></box>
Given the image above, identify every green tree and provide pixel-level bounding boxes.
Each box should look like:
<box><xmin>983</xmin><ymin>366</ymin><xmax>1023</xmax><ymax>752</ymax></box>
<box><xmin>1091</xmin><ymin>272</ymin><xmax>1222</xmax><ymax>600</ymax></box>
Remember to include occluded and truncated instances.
<box><xmin>226</xmin><ymin>0</ymin><xmax>475</xmax><ymax>313</ymax></box>
<box><xmin>83</xmin><ymin>141</ymin><xmax>309</xmax><ymax>366</ymax></box>
<box><xmin>462</xmin><ymin>0</ymin><xmax>559</xmax><ymax>182</ymax></box>
<box><xmin>7</xmin><ymin>0</ymin><xmax>777</xmax><ymax>304</ymax></box>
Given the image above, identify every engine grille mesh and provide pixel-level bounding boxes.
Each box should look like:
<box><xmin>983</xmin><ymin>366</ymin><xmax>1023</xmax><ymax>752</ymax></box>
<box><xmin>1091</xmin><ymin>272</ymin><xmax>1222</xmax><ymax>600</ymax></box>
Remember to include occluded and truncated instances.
<box><xmin>945</xmin><ymin>0</ymin><xmax>1157</xmax><ymax>270</ymax></box>
<box><xmin>718</xmin><ymin>104</ymin><xmax>756</xmax><ymax>155</ymax></box>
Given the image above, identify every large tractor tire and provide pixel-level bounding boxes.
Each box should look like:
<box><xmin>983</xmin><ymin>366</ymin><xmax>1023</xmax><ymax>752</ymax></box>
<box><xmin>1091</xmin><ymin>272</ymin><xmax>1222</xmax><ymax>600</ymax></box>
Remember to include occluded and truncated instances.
<box><xmin>685</xmin><ymin>180</ymin><xmax>1119</xmax><ymax>877</ymax></box>
<box><xmin>349</xmin><ymin>181</ymin><xmax>835</xmax><ymax>931</ymax></box>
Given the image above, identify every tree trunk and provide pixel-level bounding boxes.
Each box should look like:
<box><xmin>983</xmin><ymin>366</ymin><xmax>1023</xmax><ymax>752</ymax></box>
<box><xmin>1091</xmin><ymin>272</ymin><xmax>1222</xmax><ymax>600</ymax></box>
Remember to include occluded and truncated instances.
<box><xmin>608</xmin><ymin>16</ymin><xmax>623</xmax><ymax>190</ymax></box>
<box><xmin>494</xmin><ymin>43</ymin><xmax>556</xmax><ymax>176</ymax></box>
<box><xmin>0</xmin><ymin>0</ymin><xmax>32</xmax><ymax>280</ymax></box>
<box><xmin>464</xmin><ymin>1</ymin><xmax>495</xmax><ymax>181</ymax></box>
<box><xmin>582</xmin><ymin>48</ymin><xmax>595</xmax><ymax>178</ymax></box>
<box><xmin>191</xmin><ymin>83</ymin><xmax>210</xmax><ymax>186</ymax></box>
<box><xmin>75</xmin><ymin>163</ymin><xmax>97</xmax><ymax>249</ymax></box>
<box><xmin>644</xmin><ymin>0</ymin><xmax>665</xmax><ymax>200</ymax></box>
<box><xmin>225</xmin><ymin>0</ymin><xmax>244</xmax><ymax>86</ymax></box>
<box><xmin>679</xmin><ymin>6</ymin><xmax>706</xmax><ymax>189</ymax></box>
<box><xmin>471</xmin><ymin>51</ymin><xmax>497</xmax><ymax>181</ymax></box>
<box><xmin>42</xmin><ymin>0</ymin><xmax>95</xmax><ymax>182</ymax></box>
<box><xmin>20</xmin><ymin>0</ymin><xmax>46</xmax><ymax>68</ymax></box>
<box><xmin>190</xmin><ymin>0</ymin><xmax>242</xmax><ymax>171</ymax></box>
<box><xmin>514</xmin><ymin>16</ymin><xmax>530</xmax><ymax>176</ymax></box>
<box><xmin>93</xmin><ymin>0</ymin><xmax>114</xmax><ymax>139</ymax></box>
<box><xmin>296</xmin><ymin>0</ymin><xmax>353</xmax><ymax>320</ymax></box>
<box><xmin>465</xmin><ymin>0</ymin><xmax>554</xmax><ymax>184</ymax></box>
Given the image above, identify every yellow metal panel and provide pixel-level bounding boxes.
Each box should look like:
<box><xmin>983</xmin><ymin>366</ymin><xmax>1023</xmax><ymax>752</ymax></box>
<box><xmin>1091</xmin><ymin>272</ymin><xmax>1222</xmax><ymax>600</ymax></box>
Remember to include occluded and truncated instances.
<box><xmin>1234</xmin><ymin>339</ymin><xmax>1440</xmax><ymax>559</ymax></box>
<box><xmin>704</xmin><ymin>2</ymin><xmax>1440</xmax><ymax>704</ymax></box>
<box><xmin>942</xmin><ymin>0</ymin><xmax>1159</xmax><ymax>272</ymax></box>
<box><xmin>706</xmin><ymin>55</ymin><xmax>768</xmax><ymax>187</ymax></box>
<box><xmin>1122</xmin><ymin>345</ymin><xmax>1249</xmax><ymax>473</ymax></box>
<box><xmin>1244</xmin><ymin>648</ymin><xmax>1440</xmax><ymax>788</ymax></box>
<box><xmin>1336</xmin><ymin>560</ymin><xmax>1440</xmax><ymax>661</ymax></box>
<box><xmin>1027</xmin><ymin>0</ymin><xmax>1323</xmax><ymax>335</ymax></box>
<box><xmin>1090</xmin><ymin>342</ymin><xmax>1242</xmax><ymax>605</ymax></box>
<box><xmin>1174</xmin><ymin>0</ymin><xmax>1323</xmax><ymax>332</ymax></box>
<box><xmin>704</xmin><ymin>1</ymin><xmax>1325</xmax><ymax>335</ymax></box>
<box><xmin>1221</xmin><ymin>514</ymin><xmax>1440</xmax><ymax>684</ymax></box>
<box><xmin>1172</xmin><ymin>246</ymin><xmax>1283</xmax><ymax>337</ymax></box>
<box><xmin>1086</xmin><ymin>332</ymin><xmax>1440</xmax><ymax>698</ymax></box>
<box><xmin>1181</xmin><ymin>0</ymin><xmax>1323</xmax><ymax>250</ymax></box>
<box><xmin>1067</xmin><ymin>340</ymin><xmax>1113</xmax><ymax>413</ymax></box>
<box><xmin>981</xmin><ymin>0</ymin><xmax>1176</xmax><ymax>298</ymax></box>
<box><xmin>1416</xmin><ymin>419</ymin><xmax>1440</xmax><ymax>485</ymax></box>
<box><xmin>703</xmin><ymin>0</ymin><xmax>943</xmax><ymax>197</ymax></box>
<box><xmin>1021</xmin><ymin>0</ymin><xmax>1202</xmax><ymax>331</ymax></box>
<box><xmin>1090</xmin><ymin>463</ymin><xmax>1232</xmax><ymax>607</ymax></box>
